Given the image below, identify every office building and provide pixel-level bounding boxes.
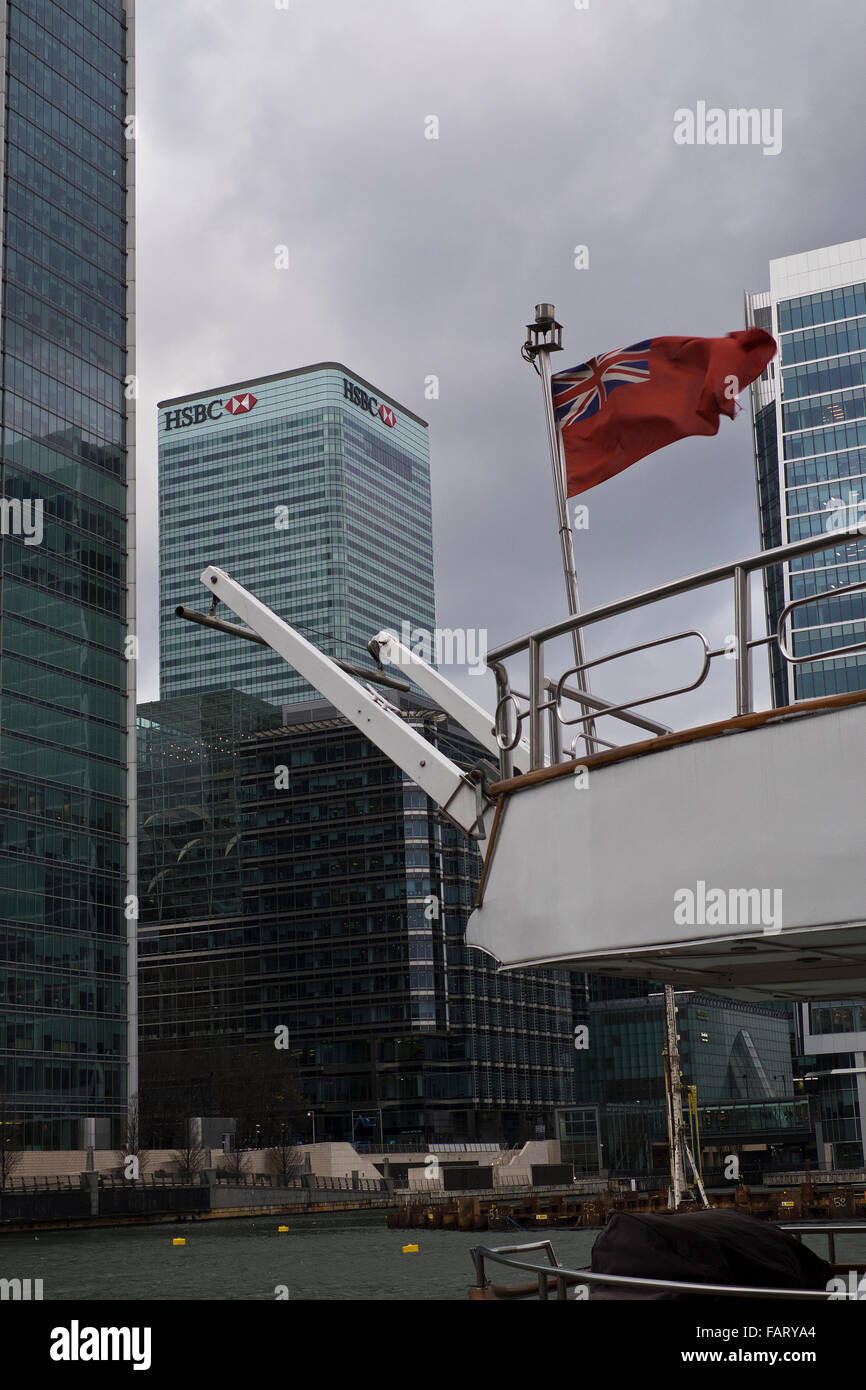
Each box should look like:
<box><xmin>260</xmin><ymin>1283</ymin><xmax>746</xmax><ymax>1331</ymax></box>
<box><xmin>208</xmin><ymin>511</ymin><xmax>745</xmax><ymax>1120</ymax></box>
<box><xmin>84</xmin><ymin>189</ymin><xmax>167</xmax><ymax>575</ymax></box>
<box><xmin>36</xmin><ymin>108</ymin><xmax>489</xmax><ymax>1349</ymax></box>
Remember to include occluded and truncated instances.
<box><xmin>746</xmin><ymin>238</ymin><xmax>866</xmax><ymax>704</ymax></box>
<box><xmin>747</xmin><ymin>240</ymin><xmax>866</xmax><ymax>1169</ymax></box>
<box><xmin>137</xmin><ymin>691</ymin><xmax>575</xmax><ymax>1146</ymax></box>
<box><xmin>158</xmin><ymin>364</ymin><xmax>435</xmax><ymax>706</ymax></box>
<box><xmin>559</xmin><ymin>992</ymin><xmax>811</xmax><ymax>1178</ymax></box>
<box><xmin>0</xmin><ymin>0</ymin><xmax>135</xmax><ymax>1148</ymax></box>
<box><xmin>796</xmin><ymin>1002</ymin><xmax>866</xmax><ymax>1169</ymax></box>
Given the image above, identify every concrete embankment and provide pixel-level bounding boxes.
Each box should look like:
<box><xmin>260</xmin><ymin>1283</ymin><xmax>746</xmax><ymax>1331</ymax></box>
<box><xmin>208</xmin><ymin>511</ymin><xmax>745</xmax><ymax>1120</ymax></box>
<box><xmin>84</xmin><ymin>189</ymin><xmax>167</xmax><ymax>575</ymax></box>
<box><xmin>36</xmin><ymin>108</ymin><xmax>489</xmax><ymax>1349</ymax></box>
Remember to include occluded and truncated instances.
<box><xmin>0</xmin><ymin>1140</ymin><xmax>573</xmax><ymax>1233</ymax></box>
<box><xmin>0</xmin><ymin>1169</ymin><xmax>397</xmax><ymax>1234</ymax></box>
<box><xmin>0</xmin><ymin>1196</ymin><xmax>398</xmax><ymax>1235</ymax></box>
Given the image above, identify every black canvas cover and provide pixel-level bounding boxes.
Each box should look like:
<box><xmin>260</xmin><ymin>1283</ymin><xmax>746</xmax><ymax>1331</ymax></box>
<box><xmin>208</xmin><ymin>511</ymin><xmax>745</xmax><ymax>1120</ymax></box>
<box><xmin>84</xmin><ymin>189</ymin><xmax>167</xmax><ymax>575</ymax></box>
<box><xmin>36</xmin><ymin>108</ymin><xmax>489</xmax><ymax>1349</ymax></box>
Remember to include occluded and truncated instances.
<box><xmin>588</xmin><ymin>1209</ymin><xmax>833</xmax><ymax>1300</ymax></box>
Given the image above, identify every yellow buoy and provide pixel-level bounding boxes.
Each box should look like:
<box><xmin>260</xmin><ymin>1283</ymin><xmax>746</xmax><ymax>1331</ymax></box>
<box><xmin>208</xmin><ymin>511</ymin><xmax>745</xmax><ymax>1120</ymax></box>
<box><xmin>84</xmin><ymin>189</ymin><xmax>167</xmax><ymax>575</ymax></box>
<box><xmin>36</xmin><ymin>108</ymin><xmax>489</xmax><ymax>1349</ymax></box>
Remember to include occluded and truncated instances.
<box><xmin>402</xmin><ymin>1243</ymin><xmax>419</xmax><ymax>1253</ymax></box>
<box><xmin>278</xmin><ymin>1225</ymin><xmax>289</xmax><ymax>1233</ymax></box>
<box><xmin>172</xmin><ymin>1237</ymin><xmax>186</xmax><ymax>1246</ymax></box>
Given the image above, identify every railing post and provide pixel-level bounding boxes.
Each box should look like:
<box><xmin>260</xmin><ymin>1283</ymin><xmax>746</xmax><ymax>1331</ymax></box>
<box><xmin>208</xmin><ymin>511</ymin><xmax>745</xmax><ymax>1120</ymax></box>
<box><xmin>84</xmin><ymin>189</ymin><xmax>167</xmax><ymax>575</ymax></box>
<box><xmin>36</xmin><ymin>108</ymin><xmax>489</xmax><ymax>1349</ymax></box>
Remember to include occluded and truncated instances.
<box><xmin>733</xmin><ymin>566</ymin><xmax>752</xmax><ymax>715</ymax></box>
<box><xmin>491</xmin><ymin>661</ymin><xmax>514</xmax><ymax>781</ymax></box>
<box><xmin>528</xmin><ymin>638</ymin><xmax>544</xmax><ymax>770</ymax></box>
<box><xmin>545</xmin><ymin>680</ymin><xmax>561</xmax><ymax>764</ymax></box>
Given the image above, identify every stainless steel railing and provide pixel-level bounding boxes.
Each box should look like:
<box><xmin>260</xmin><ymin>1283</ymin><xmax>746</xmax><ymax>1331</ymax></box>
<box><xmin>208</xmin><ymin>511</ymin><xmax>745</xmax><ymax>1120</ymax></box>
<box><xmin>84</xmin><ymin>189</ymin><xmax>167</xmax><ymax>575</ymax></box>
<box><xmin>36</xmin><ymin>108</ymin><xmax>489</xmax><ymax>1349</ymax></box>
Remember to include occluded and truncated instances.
<box><xmin>471</xmin><ymin>1223</ymin><xmax>865</xmax><ymax>1300</ymax></box>
<box><xmin>785</xmin><ymin>1221</ymin><xmax>866</xmax><ymax>1266</ymax></box>
<box><xmin>489</xmin><ymin>523</ymin><xmax>866</xmax><ymax>775</ymax></box>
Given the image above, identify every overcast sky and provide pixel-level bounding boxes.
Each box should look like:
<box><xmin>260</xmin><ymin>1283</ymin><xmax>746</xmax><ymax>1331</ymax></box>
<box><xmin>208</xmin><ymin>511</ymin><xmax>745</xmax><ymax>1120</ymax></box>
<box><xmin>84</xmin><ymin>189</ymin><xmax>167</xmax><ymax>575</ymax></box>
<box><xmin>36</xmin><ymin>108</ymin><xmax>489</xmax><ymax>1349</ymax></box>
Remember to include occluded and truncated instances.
<box><xmin>135</xmin><ymin>0</ymin><xmax>866</xmax><ymax>733</ymax></box>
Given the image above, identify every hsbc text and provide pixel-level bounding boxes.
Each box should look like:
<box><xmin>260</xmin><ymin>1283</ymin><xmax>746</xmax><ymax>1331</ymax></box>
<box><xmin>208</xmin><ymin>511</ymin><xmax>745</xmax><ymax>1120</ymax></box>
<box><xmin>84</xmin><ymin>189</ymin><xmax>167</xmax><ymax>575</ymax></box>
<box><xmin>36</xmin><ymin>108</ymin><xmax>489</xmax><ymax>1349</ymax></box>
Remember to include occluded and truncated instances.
<box><xmin>343</xmin><ymin>378</ymin><xmax>397</xmax><ymax>428</ymax></box>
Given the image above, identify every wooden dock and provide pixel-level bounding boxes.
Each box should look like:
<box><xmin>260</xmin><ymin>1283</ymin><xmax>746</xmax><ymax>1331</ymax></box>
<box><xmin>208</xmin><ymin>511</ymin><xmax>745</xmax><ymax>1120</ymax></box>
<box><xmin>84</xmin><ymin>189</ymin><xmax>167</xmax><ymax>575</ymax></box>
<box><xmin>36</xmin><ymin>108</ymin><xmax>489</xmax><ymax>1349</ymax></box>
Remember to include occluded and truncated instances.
<box><xmin>386</xmin><ymin>1180</ymin><xmax>866</xmax><ymax>1232</ymax></box>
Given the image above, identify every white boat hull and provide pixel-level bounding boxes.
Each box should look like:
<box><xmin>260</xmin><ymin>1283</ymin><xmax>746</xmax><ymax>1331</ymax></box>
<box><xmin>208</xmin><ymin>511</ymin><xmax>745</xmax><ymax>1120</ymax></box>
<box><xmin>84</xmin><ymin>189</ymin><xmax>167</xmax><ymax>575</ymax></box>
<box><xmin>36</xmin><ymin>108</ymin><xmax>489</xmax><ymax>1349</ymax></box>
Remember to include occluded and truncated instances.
<box><xmin>467</xmin><ymin>696</ymin><xmax>866</xmax><ymax>1001</ymax></box>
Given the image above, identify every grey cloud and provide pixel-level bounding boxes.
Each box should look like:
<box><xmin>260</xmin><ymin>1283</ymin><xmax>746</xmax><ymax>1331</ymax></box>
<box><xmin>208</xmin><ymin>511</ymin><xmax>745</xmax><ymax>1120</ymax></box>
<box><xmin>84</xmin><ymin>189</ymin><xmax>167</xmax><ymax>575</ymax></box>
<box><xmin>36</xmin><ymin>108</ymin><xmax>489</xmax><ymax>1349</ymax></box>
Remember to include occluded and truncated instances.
<box><xmin>136</xmin><ymin>0</ymin><xmax>866</xmax><ymax>737</ymax></box>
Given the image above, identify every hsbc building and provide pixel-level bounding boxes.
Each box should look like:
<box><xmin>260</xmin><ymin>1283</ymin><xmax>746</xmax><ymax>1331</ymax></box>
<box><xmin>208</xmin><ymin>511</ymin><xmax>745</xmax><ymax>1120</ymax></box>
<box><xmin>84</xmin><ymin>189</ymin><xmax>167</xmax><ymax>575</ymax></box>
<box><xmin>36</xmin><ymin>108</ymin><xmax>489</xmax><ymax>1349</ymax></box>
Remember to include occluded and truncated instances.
<box><xmin>341</xmin><ymin>377</ymin><xmax>398</xmax><ymax>429</ymax></box>
<box><xmin>158</xmin><ymin>362</ymin><xmax>434</xmax><ymax>704</ymax></box>
<box><xmin>162</xmin><ymin>392</ymin><xmax>257</xmax><ymax>430</ymax></box>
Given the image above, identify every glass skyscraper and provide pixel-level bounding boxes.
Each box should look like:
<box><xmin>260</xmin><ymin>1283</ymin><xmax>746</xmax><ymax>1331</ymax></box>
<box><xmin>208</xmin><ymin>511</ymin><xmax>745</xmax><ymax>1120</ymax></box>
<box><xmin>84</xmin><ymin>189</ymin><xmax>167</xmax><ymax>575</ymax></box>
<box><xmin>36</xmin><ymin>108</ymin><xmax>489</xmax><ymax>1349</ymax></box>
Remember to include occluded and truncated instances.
<box><xmin>158</xmin><ymin>364</ymin><xmax>435</xmax><ymax>706</ymax></box>
<box><xmin>747</xmin><ymin>241</ymin><xmax>866</xmax><ymax>1172</ymax></box>
<box><xmin>0</xmin><ymin>0</ymin><xmax>135</xmax><ymax>1147</ymax></box>
<box><xmin>146</xmin><ymin>363</ymin><xmax>573</xmax><ymax>1145</ymax></box>
<box><xmin>746</xmin><ymin>239</ymin><xmax>866</xmax><ymax>705</ymax></box>
<box><xmin>561</xmin><ymin>992</ymin><xmax>809</xmax><ymax>1178</ymax></box>
<box><xmin>137</xmin><ymin>693</ymin><xmax>574</xmax><ymax>1146</ymax></box>
<box><xmin>796</xmin><ymin>1002</ymin><xmax>866</xmax><ymax>1170</ymax></box>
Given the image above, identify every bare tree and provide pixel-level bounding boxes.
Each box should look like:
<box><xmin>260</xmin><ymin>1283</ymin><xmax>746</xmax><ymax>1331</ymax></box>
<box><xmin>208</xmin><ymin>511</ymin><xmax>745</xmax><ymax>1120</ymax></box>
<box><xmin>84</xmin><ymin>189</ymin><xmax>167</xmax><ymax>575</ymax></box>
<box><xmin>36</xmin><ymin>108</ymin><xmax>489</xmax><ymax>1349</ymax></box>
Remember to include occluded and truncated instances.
<box><xmin>115</xmin><ymin>1095</ymin><xmax>151</xmax><ymax>1178</ymax></box>
<box><xmin>172</xmin><ymin>1141</ymin><xmax>205</xmax><ymax>1180</ymax></box>
<box><xmin>0</xmin><ymin>1097</ymin><xmax>23</xmax><ymax>1190</ymax></box>
<box><xmin>217</xmin><ymin>1144</ymin><xmax>251</xmax><ymax>1179</ymax></box>
<box><xmin>266</xmin><ymin>1138</ymin><xmax>303</xmax><ymax>1183</ymax></box>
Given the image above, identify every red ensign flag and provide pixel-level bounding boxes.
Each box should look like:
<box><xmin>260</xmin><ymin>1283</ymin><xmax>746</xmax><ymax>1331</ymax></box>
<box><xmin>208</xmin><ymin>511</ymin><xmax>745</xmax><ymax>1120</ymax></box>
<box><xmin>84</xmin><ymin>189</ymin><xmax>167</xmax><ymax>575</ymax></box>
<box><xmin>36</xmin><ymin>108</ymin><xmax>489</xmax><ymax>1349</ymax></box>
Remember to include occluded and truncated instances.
<box><xmin>551</xmin><ymin>329</ymin><xmax>777</xmax><ymax>497</ymax></box>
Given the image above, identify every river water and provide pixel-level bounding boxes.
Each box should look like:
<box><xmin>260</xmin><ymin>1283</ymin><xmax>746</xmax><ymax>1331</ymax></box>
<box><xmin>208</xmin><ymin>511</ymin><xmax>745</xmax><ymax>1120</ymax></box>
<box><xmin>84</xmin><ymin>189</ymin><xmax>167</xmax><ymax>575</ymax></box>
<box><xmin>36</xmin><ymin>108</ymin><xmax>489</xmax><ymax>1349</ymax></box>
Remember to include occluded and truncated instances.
<box><xmin>0</xmin><ymin>1211</ymin><xmax>860</xmax><ymax>1300</ymax></box>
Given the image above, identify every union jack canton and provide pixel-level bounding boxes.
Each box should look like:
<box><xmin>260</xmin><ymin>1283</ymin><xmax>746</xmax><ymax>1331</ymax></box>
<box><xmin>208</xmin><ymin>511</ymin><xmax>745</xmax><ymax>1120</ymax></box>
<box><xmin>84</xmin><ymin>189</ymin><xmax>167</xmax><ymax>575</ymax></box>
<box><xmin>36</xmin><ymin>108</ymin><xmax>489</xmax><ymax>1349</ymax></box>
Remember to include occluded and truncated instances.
<box><xmin>552</xmin><ymin>340</ymin><xmax>652</xmax><ymax>429</ymax></box>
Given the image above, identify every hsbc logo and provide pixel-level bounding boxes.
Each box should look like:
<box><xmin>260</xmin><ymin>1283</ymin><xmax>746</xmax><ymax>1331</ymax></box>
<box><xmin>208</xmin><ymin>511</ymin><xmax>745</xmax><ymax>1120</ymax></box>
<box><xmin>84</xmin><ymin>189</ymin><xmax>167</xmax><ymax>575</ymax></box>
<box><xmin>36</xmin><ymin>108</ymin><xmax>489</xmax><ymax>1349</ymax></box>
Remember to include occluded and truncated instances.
<box><xmin>163</xmin><ymin>392</ymin><xmax>258</xmax><ymax>431</ymax></box>
<box><xmin>343</xmin><ymin>378</ymin><xmax>397</xmax><ymax>429</ymax></box>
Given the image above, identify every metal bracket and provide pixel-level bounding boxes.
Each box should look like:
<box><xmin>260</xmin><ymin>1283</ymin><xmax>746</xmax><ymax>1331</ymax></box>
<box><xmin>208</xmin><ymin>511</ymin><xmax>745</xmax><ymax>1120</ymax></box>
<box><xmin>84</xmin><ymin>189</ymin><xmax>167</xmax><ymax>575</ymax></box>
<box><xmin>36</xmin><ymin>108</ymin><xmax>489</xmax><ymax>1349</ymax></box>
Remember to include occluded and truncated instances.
<box><xmin>438</xmin><ymin>766</ymin><xmax>492</xmax><ymax>842</ymax></box>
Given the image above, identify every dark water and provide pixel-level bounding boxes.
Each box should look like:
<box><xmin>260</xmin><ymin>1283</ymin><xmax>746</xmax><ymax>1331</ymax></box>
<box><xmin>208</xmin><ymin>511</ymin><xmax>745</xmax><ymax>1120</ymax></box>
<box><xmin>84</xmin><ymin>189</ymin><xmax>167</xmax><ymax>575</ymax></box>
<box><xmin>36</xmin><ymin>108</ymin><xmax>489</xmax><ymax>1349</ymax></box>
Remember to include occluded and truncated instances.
<box><xmin>0</xmin><ymin>1211</ymin><xmax>592</xmax><ymax>1300</ymax></box>
<box><xmin>0</xmin><ymin>1212</ymin><xmax>859</xmax><ymax>1300</ymax></box>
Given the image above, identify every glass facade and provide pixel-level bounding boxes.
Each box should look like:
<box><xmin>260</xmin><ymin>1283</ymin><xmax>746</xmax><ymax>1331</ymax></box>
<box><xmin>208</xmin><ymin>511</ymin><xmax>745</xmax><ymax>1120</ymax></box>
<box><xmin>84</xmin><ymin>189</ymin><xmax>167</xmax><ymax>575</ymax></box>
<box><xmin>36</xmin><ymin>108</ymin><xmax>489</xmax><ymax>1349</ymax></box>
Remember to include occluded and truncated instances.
<box><xmin>797</xmin><ymin>1002</ymin><xmax>866</xmax><ymax>1169</ymax></box>
<box><xmin>747</xmin><ymin>241</ymin><xmax>866</xmax><ymax>704</ymax></box>
<box><xmin>576</xmin><ymin>993</ymin><xmax>793</xmax><ymax>1105</ymax></box>
<box><xmin>697</xmin><ymin>1098</ymin><xmax>811</xmax><ymax>1138</ymax></box>
<box><xmin>797</xmin><ymin>1055</ymin><xmax>862</xmax><ymax>1170</ymax></box>
<box><xmin>809</xmin><ymin>1001</ymin><xmax>866</xmax><ymax>1037</ymax></box>
<box><xmin>747</xmin><ymin>246</ymin><xmax>866</xmax><ymax>1170</ymax></box>
<box><xmin>137</xmin><ymin>693</ymin><xmax>575</xmax><ymax>1145</ymax></box>
<box><xmin>158</xmin><ymin>365</ymin><xmax>436</xmax><ymax>706</ymax></box>
<box><xmin>556</xmin><ymin>1104</ymin><xmax>602</xmax><ymax>1176</ymax></box>
<box><xmin>137</xmin><ymin>690</ymin><xmax>277</xmax><ymax>927</ymax></box>
<box><xmin>0</xmin><ymin>0</ymin><xmax>133</xmax><ymax>1148</ymax></box>
<box><xmin>569</xmin><ymin>992</ymin><xmax>808</xmax><ymax>1176</ymax></box>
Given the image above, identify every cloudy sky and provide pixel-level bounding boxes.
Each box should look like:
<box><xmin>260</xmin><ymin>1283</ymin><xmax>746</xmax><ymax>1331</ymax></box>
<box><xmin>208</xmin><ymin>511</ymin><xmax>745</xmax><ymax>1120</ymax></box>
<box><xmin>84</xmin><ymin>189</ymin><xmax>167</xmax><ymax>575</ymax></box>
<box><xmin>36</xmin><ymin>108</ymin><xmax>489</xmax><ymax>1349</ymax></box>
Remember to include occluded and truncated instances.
<box><xmin>135</xmin><ymin>0</ymin><xmax>866</xmax><ymax>734</ymax></box>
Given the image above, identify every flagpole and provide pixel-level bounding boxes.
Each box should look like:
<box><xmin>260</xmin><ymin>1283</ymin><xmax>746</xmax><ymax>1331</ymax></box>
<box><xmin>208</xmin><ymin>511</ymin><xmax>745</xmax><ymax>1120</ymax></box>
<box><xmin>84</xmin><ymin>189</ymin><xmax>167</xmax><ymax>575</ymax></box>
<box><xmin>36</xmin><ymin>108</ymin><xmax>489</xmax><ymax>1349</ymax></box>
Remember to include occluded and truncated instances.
<box><xmin>523</xmin><ymin>303</ymin><xmax>597</xmax><ymax>752</ymax></box>
<box><xmin>663</xmin><ymin>982</ymin><xmax>690</xmax><ymax>1209</ymax></box>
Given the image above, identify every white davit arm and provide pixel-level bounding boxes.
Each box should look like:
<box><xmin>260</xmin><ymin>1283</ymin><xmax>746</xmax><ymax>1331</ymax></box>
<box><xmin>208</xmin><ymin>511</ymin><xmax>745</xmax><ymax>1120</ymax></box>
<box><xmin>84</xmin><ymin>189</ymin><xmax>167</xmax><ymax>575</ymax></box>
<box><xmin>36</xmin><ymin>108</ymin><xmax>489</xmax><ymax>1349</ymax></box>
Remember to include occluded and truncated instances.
<box><xmin>200</xmin><ymin>567</ymin><xmax>492</xmax><ymax>840</ymax></box>
<box><xmin>368</xmin><ymin>629</ymin><xmax>536</xmax><ymax>768</ymax></box>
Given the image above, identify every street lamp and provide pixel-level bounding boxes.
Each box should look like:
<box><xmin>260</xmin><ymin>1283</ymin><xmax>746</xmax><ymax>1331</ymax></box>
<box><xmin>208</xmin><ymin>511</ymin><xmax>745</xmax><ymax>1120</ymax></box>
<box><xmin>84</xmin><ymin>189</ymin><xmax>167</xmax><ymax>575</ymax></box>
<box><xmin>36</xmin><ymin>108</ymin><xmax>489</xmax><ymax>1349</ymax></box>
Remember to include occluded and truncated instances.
<box><xmin>307</xmin><ymin>1110</ymin><xmax>316</xmax><ymax>1144</ymax></box>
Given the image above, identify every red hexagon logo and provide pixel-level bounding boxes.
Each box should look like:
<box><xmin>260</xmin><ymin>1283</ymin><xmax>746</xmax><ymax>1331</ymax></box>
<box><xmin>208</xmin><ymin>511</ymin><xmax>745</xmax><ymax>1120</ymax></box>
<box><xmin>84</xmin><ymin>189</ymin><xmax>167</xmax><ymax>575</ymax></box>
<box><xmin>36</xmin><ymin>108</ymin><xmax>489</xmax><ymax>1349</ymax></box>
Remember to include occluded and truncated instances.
<box><xmin>378</xmin><ymin>403</ymin><xmax>396</xmax><ymax>428</ymax></box>
<box><xmin>224</xmin><ymin>392</ymin><xmax>257</xmax><ymax>415</ymax></box>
